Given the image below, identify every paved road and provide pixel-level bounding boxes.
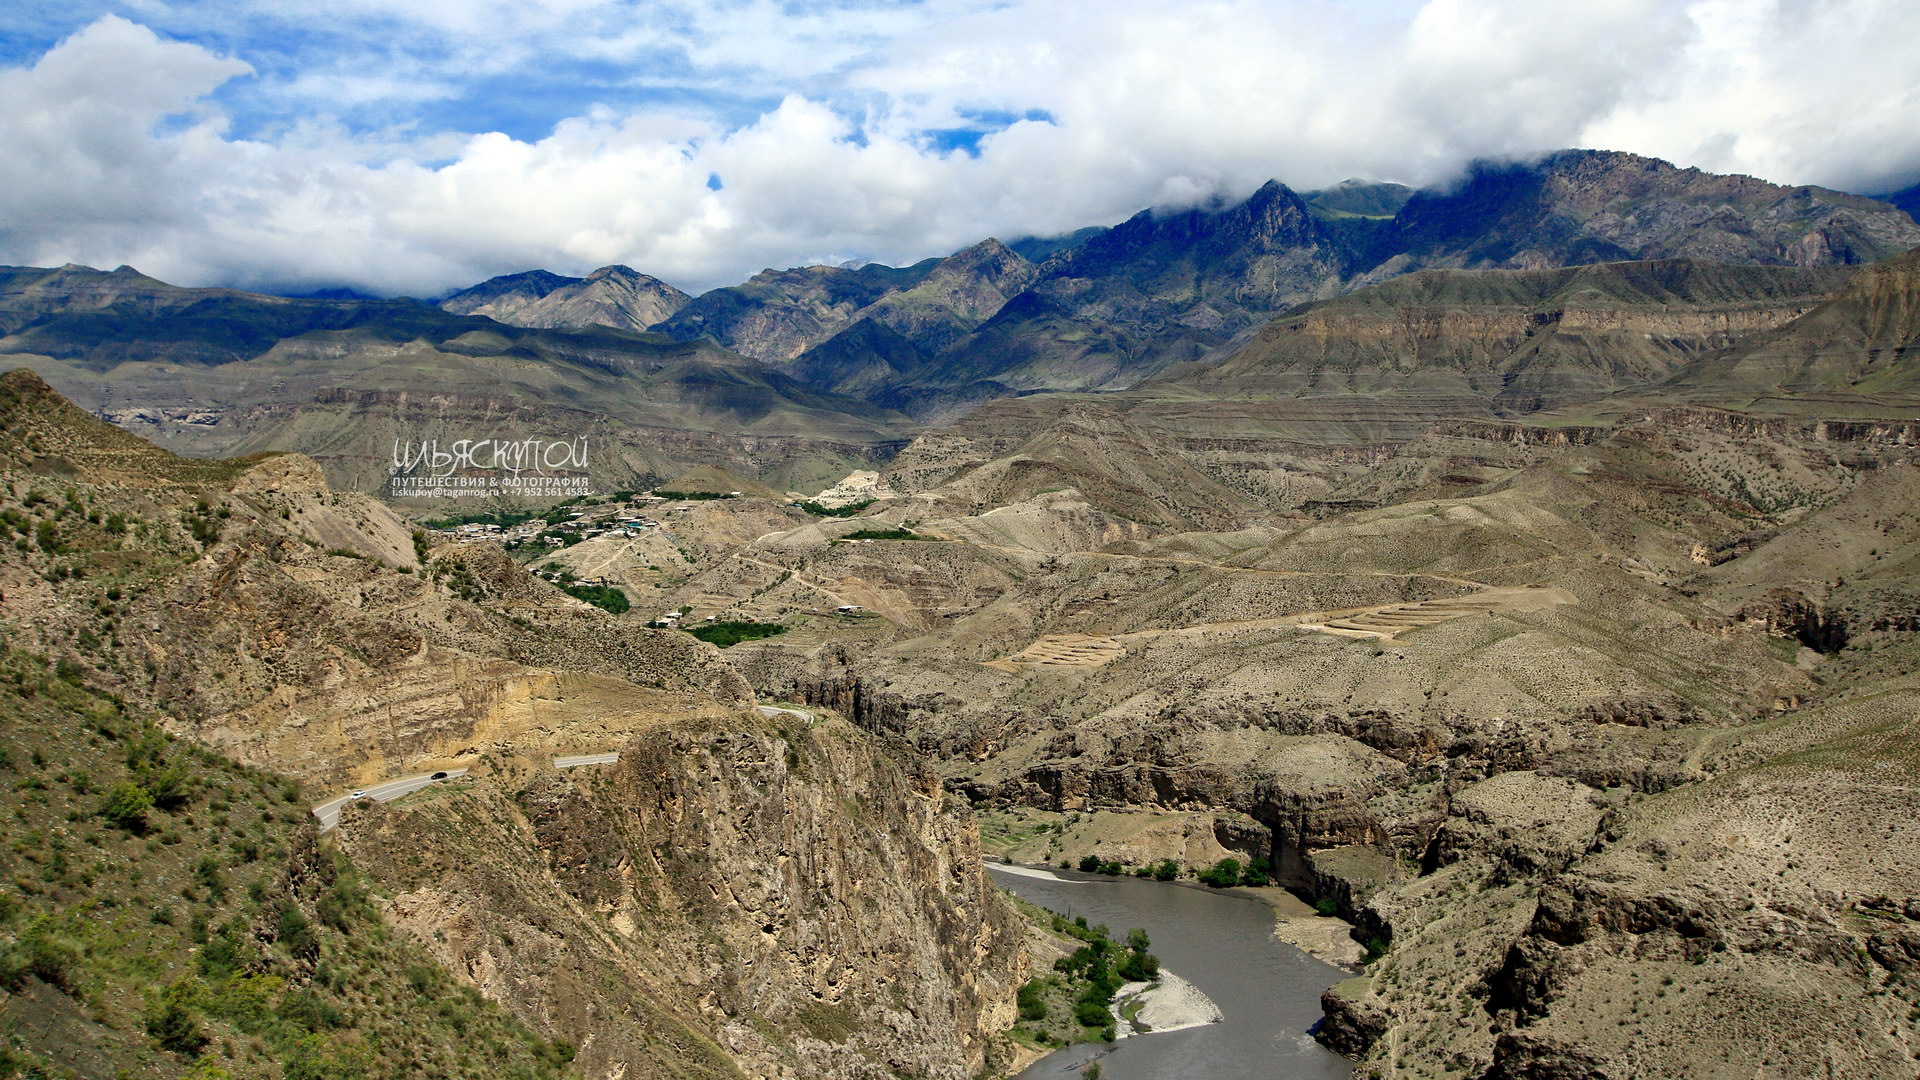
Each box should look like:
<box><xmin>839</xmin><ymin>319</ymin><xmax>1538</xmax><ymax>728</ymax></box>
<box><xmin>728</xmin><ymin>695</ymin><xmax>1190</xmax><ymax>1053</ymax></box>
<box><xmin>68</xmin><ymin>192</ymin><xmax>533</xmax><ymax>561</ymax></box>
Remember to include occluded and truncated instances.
<box><xmin>756</xmin><ymin>704</ymin><xmax>814</xmax><ymax>723</ymax></box>
<box><xmin>312</xmin><ymin>767</ymin><xmax>469</xmax><ymax>831</ymax></box>
<box><xmin>554</xmin><ymin>752</ymin><xmax>621</xmax><ymax>768</ymax></box>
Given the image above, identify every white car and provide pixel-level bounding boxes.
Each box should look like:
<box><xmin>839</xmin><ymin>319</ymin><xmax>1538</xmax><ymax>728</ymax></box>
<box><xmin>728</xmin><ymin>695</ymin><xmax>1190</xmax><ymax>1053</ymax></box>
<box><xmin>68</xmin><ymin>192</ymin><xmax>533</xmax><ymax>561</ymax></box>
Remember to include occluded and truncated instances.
<box><xmin>349</xmin><ymin>790</ymin><xmax>368</xmax><ymax>799</ymax></box>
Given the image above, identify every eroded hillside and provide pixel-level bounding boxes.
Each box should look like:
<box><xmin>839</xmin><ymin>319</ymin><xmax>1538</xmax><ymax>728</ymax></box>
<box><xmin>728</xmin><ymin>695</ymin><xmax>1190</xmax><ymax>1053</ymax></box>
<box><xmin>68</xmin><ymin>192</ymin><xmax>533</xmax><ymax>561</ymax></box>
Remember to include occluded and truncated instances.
<box><xmin>604</xmin><ymin>326</ymin><xmax>1920</xmax><ymax>1077</ymax></box>
<box><xmin>0</xmin><ymin>368</ymin><xmax>1029</xmax><ymax>1080</ymax></box>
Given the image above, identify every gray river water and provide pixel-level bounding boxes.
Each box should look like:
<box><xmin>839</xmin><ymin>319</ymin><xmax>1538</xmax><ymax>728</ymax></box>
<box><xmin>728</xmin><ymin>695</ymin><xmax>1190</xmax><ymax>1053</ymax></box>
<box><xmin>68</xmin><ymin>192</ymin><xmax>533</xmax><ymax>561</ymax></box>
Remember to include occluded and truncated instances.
<box><xmin>989</xmin><ymin>865</ymin><xmax>1354</xmax><ymax>1080</ymax></box>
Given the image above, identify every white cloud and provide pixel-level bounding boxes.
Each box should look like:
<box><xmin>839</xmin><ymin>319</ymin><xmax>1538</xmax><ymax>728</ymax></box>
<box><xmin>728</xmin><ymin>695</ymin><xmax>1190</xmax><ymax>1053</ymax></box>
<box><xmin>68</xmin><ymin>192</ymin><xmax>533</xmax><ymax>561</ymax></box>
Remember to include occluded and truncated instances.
<box><xmin>1</xmin><ymin>1</ymin><xmax>1916</xmax><ymax>298</ymax></box>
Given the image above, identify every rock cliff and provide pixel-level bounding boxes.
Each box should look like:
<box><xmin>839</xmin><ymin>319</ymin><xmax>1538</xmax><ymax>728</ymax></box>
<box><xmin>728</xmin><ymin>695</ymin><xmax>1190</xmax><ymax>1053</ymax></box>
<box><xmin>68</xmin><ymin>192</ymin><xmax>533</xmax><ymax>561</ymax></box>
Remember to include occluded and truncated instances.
<box><xmin>338</xmin><ymin>714</ymin><xmax>1026</xmax><ymax>1080</ymax></box>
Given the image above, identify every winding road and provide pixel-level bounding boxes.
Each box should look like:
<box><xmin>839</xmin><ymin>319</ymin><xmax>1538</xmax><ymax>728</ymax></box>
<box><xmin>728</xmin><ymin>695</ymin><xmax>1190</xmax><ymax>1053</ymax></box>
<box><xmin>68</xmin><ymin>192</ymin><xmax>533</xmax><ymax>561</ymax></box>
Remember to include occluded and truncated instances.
<box><xmin>311</xmin><ymin>768</ymin><xmax>470</xmax><ymax>831</ymax></box>
<box><xmin>312</xmin><ymin>706</ymin><xmax>814</xmax><ymax>831</ymax></box>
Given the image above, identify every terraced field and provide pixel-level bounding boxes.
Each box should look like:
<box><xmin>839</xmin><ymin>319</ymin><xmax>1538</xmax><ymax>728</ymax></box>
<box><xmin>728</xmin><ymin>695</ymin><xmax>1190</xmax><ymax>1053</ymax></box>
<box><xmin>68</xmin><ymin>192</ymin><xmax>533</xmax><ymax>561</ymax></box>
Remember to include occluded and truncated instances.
<box><xmin>1298</xmin><ymin>585</ymin><xmax>1575</xmax><ymax>640</ymax></box>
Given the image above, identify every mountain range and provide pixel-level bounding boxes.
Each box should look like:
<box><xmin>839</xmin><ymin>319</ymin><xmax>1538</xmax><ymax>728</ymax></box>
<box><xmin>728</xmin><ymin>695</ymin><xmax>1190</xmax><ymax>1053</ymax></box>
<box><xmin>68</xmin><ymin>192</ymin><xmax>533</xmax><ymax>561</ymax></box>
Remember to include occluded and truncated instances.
<box><xmin>437</xmin><ymin>149</ymin><xmax>1920</xmax><ymax>422</ymax></box>
<box><xmin>0</xmin><ymin>263</ymin><xmax>912</xmax><ymax>494</ymax></box>
<box><xmin>3</xmin><ymin>147</ymin><xmax>1917</xmax><ymax>498</ymax></box>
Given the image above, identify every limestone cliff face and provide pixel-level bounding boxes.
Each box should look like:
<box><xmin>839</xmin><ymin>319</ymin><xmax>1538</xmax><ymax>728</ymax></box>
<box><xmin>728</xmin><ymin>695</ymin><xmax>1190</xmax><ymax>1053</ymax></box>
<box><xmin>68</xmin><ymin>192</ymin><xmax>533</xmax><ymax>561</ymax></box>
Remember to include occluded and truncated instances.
<box><xmin>1674</xmin><ymin>244</ymin><xmax>1920</xmax><ymax>405</ymax></box>
<box><xmin>338</xmin><ymin>715</ymin><xmax>1027</xmax><ymax>1080</ymax></box>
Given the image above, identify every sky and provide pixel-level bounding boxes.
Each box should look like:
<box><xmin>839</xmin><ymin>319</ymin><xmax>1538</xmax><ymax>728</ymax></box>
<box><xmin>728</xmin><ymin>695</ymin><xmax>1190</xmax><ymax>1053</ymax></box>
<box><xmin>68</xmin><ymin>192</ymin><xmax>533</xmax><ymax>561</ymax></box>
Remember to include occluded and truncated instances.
<box><xmin>0</xmin><ymin>0</ymin><xmax>1916</xmax><ymax>297</ymax></box>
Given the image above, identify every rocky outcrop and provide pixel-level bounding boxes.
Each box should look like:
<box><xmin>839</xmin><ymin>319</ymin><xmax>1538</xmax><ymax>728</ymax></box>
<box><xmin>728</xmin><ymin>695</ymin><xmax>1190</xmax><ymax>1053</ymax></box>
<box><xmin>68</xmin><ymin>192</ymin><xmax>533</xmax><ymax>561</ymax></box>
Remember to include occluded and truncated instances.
<box><xmin>1317</xmin><ymin>977</ymin><xmax>1390</xmax><ymax>1057</ymax></box>
<box><xmin>339</xmin><ymin>714</ymin><xmax>1027</xmax><ymax>1080</ymax></box>
<box><xmin>1737</xmin><ymin>588</ymin><xmax>1849</xmax><ymax>652</ymax></box>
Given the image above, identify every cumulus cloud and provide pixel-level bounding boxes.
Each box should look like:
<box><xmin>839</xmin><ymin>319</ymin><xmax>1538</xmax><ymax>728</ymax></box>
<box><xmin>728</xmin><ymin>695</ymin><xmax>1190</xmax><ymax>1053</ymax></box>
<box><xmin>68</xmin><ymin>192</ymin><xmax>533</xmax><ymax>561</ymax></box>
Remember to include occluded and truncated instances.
<box><xmin>0</xmin><ymin>1</ymin><xmax>1915</xmax><ymax>297</ymax></box>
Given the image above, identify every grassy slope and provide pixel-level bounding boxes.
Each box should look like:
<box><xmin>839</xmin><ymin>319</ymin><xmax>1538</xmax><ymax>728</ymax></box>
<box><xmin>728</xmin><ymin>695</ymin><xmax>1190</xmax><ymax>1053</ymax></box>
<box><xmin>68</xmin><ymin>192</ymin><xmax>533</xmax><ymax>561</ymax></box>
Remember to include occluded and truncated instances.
<box><xmin>0</xmin><ymin>646</ymin><xmax>579</xmax><ymax>1080</ymax></box>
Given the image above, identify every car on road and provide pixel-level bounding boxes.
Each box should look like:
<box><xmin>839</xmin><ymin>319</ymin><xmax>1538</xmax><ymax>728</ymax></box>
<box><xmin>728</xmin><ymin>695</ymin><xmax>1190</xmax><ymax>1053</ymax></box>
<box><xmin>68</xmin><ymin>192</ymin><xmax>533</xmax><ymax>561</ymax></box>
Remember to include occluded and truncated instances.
<box><xmin>349</xmin><ymin>791</ymin><xmax>368</xmax><ymax>799</ymax></box>
<box><xmin>430</xmin><ymin>771</ymin><xmax>448</xmax><ymax>780</ymax></box>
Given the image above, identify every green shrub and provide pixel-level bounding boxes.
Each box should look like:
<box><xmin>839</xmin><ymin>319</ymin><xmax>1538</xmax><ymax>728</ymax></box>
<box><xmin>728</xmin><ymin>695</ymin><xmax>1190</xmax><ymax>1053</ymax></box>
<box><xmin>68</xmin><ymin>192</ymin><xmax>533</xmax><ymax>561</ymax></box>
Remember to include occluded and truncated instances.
<box><xmin>1016</xmin><ymin>978</ymin><xmax>1049</xmax><ymax>1021</ymax></box>
<box><xmin>0</xmin><ymin>922</ymin><xmax>83</xmax><ymax>994</ymax></box>
<box><xmin>146</xmin><ymin>982</ymin><xmax>210</xmax><ymax>1055</ymax></box>
<box><xmin>99</xmin><ymin>781</ymin><xmax>154</xmax><ymax>832</ymax></box>
<box><xmin>682</xmin><ymin>621</ymin><xmax>786</xmax><ymax>647</ymax></box>
<box><xmin>278</xmin><ymin>988</ymin><xmax>345</xmax><ymax>1032</ymax></box>
<box><xmin>560</xmin><ymin>583</ymin><xmax>629</xmax><ymax>614</ymax></box>
<box><xmin>1197</xmin><ymin>857</ymin><xmax>1242</xmax><ymax>888</ymax></box>
<box><xmin>1077</xmin><ymin>854</ymin><xmax>1101</xmax><ymax>872</ymax></box>
<box><xmin>1313</xmin><ymin>897</ymin><xmax>1340</xmax><ymax>916</ymax></box>
<box><xmin>1116</xmin><ymin>949</ymin><xmax>1159</xmax><ymax>982</ymax></box>
<box><xmin>198</xmin><ymin>924</ymin><xmax>248</xmax><ymax>979</ymax></box>
<box><xmin>1073</xmin><ymin>1000</ymin><xmax>1111</xmax><ymax>1028</ymax></box>
<box><xmin>794</xmin><ymin>499</ymin><xmax>873</xmax><ymax>517</ymax></box>
<box><xmin>278</xmin><ymin>906</ymin><xmax>318</xmax><ymax>958</ymax></box>
<box><xmin>148</xmin><ymin>762</ymin><xmax>193</xmax><ymax>810</ymax></box>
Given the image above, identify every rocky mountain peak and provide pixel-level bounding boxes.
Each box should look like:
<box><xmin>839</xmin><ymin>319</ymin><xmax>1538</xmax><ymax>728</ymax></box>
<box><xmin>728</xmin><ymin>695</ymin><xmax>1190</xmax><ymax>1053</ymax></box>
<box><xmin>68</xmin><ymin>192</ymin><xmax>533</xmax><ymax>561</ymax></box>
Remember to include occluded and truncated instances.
<box><xmin>909</xmin><ymin>238</ymin><xmax>1038</xmax><ymax>308</ymax></box>
<box><xmin>438</xmin><ymin>264</ymin><xmax>689</xmax><ymax>331</ymax></box>
<box><xmin>439</xmin><ymin>268</ymin><xmax>579</xmax><ymax>309</ymax></box>
<box><xmin>1049</xmin><ymin>178</ymin><xmax>1325</xmax><ymax>281</ymax></box>
<box><xmin>943</xmin><ymin>237</ymin><xmax>1025</xmax><ymax>274</ymax></box>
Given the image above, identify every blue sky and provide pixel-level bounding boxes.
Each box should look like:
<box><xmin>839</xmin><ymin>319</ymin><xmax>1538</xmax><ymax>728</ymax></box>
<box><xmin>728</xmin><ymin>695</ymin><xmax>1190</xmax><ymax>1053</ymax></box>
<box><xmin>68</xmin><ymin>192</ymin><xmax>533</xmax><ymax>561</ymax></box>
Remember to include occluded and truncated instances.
<box><xmin>1</xmin><ymin>0</ymin><xmax>1915</xmax><ymax>296</ymax></box>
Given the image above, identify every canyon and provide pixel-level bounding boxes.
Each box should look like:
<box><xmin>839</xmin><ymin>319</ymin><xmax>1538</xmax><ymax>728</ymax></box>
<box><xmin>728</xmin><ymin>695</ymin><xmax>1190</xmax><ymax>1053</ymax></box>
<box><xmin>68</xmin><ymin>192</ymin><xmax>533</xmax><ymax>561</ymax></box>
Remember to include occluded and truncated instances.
<box><xmin>3</xmin><ymin>147</ymin><xmax>1919</xmax><ymax>1079</ymax></box>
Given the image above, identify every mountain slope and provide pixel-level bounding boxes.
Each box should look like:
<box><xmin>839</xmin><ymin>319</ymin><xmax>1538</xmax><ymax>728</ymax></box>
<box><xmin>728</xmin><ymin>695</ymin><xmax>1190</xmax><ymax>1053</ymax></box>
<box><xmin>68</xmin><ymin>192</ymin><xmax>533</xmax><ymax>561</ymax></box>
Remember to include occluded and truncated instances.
<box><xmin>847</xmin><ymin>238</ymin><xmax>1039</xmax><ymax>355</ymax></box>
<box><xmin>1368</xmin><ymin>149</ymin><xmax>1920</xmax><ymax>278</ymax></box>
<box><xmin>1669</xmin><ymin>244</ymin><xmax>1920</xmax><ymax>411</ymax></box>
<box><xmin>1172</xmin><ymin>258</ymin><xmax>1855</xmax><ymax>409</ymax></box>
<box><xmin>1871</xmin><ymin>181</ymin><xmax>1920</xmax><ymax>223</ymax></box>
<box><xmin>1304</xmin><ymin>179</ymin><xmax>1416</xmax><ymax>219</ymax></box>
<box><xmin>943</xmin><ymin>180</ymin><xmax>1348</xmax><ymax>396</ymax></box>
<box><xmin>785</xmin><ymin>317</ymin><xmax>939</xmax><ymax>399</ymax></box>
<box><xmin>654</xmin><ymin>260</ymin><xmax>942</xmax><ymax>362</ymax></box>
<box><xmin>0</xmin><ymin>264</ymin><xmax>478</xmax><ymax>369</ymax></box>
<box><xmin>0</xmin><ymin>371</ymin><xmax>1028</xmax><ymax>1080</ymax></box>
<box><xmin>0</xmin><ymin>643</ymin><xmax>589</xmax><ymax>1080</ymax></box>
<box><xmin>440</xmin><ymin>265</ymin><xmax>691</xmax><ymax>331</ymax></box>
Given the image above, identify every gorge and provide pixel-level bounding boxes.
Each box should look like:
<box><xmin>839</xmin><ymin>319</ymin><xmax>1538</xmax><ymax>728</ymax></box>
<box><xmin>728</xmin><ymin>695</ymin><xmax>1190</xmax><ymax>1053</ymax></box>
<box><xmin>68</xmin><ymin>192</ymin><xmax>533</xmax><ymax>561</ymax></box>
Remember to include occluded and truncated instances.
<box><xmin>2</xmin><ymin>144</ymin><xmax>1919</xmax><ymax>1080</ymax></box>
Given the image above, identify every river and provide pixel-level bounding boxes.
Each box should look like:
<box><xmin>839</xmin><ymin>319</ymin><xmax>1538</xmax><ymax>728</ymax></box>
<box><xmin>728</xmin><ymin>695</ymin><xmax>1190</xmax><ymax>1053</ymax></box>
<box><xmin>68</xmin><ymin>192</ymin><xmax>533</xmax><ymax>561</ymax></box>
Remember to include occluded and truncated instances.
<box><xmin>988</xmin><ymin>864</ymin><xmax>1354</xmax><ymax>1080</ymax></box>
